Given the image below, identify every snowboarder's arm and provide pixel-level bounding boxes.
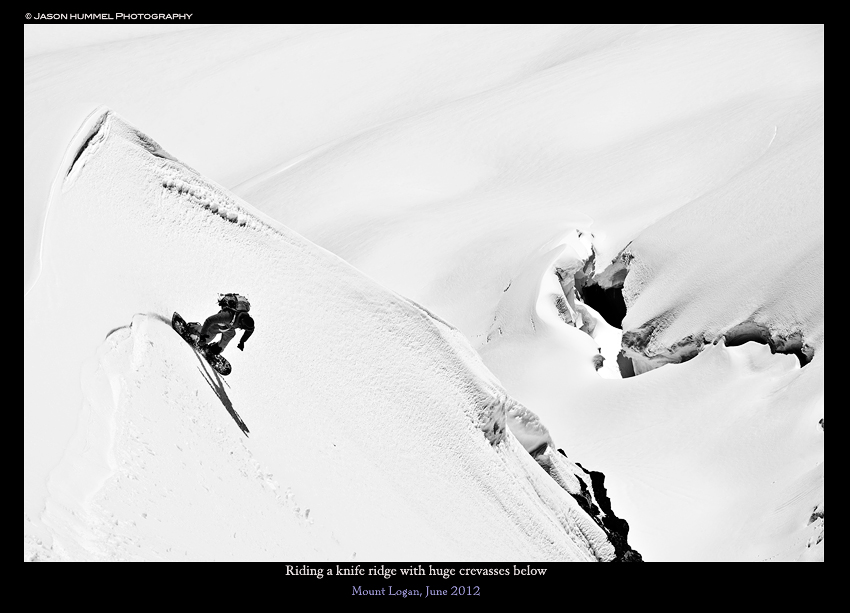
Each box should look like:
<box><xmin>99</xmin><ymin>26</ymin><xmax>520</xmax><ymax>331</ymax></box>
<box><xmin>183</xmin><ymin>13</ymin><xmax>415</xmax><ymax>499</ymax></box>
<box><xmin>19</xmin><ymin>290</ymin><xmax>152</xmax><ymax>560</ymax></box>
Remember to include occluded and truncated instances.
<box><xmin>237</xmin><ymin>313</ymin><xmax>255</xmax><ymax>349</ymax></box>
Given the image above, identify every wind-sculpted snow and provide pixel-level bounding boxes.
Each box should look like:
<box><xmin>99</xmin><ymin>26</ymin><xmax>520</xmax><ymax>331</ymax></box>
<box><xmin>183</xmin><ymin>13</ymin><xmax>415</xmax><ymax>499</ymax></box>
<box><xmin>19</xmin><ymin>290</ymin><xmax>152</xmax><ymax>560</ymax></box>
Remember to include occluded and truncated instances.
<box><xmin>614</xmin><ymin>94</ymin><xmax>823</xmax><ymax>374</ymax></box>
<box><xmin>25</xmin><ymin>110</ymin><xmax>626</xmax><ymax>561</ymax></box>
<box><xmin>24</xmin><ymin>24</ymin><xmax>676</xmax><ymax>291</ymax></box>
<box><xmin>25</xmin><ymin>24</ymin><xmax>822</xmax><ymax>562</ymax></box>
<box><xmin>472</xmin><ymin>173</ymin><xmax>823</xmax><ymax>560</ymax></box>
<box><xmin>622</xmin><ymin>312</ymin><xmax>815</xmax><ymax>375</ymax></box>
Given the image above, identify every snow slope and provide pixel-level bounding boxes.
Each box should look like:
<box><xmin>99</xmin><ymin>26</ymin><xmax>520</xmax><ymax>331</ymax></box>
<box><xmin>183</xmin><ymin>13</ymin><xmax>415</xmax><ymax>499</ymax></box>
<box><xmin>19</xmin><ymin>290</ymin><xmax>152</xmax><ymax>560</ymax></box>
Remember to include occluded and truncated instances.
<box><xmin>233</xmin><ymin>25</ymin><xmax>823</xmax><ymax>345</ymax></box>
<box><xmin>25</xmin><ymin>24</ymin><xmax>823</xmax><ymax>562</ymax></box>
<box><xmin>24</xmin><ymin>24</ymin><xmax>658</xmax><ymax>292</ymax></box>
<box><xmin>230</xmin><ymin>24</ymin><xmax>824</xmax><ymax>561</ymax></box>
<box><xmin>24</xmin><ymin>109</ymin><xmax>623</xmax><ymax>561</ymax></box>
<box><xmin>618</xmin><ymin>93</ymin><xmax>823</xmax><ymax>371</ymax></box>
<box><xmin>482</xmin><ymin>334</ymin><xmax>824</xmax><ymax>561</ymax></box>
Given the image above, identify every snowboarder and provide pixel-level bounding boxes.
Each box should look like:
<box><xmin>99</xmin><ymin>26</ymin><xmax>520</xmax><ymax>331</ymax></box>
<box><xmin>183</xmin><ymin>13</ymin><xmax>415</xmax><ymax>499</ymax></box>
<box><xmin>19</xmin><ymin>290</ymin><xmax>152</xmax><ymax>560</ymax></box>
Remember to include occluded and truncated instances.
<box><xmin>195</xmin><ymin>293</ymin><xmax>255</xmax><ymax>355</ymax></box>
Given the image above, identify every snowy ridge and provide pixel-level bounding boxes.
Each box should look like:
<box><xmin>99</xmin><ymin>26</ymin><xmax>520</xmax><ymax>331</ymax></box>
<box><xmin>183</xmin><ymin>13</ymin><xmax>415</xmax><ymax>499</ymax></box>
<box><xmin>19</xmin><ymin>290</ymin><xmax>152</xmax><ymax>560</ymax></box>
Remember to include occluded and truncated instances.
<box><xmin>25</xmin><ymin>109</ymin><xmax>635</xmax><ymax>561</ymax></box>
<box><xmin>62</xmin><ymin>109</ymin><xmax>272</xmax><ymax>235</ymax></box>
<box><xmin>25</xmin><ymin>25</ymin><xmax>822</xmax><ymax>562</ymax></box>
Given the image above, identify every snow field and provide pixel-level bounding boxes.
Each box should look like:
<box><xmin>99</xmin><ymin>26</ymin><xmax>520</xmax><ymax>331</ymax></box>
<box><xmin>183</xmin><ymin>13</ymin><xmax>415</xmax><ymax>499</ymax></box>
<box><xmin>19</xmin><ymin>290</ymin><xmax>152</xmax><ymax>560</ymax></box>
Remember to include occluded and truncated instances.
<box><xmin>25</xmin><ymin>111</ymin><xmax>616</xmax><ymax>561</ymax></box>
<box><xmin>25</xmin><ymin>24</ymin><xmax>823</xmax><ymax>561</ymax></box>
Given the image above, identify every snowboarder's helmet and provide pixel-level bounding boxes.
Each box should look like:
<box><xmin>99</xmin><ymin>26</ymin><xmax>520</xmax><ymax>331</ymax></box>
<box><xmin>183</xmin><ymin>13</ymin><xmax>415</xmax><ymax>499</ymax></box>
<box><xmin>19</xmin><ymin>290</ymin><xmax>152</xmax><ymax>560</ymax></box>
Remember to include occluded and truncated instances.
<box><xmin>218</xmin><ymin>293</ymin><xmax>250</xmax><ymax>312</ymax></box>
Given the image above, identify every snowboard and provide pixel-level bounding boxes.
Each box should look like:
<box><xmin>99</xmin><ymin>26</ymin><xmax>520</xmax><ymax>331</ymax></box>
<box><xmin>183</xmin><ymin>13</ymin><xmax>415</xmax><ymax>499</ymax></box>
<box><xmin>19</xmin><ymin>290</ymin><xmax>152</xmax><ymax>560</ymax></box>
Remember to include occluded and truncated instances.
<box><xmin>172</xmin><ymin>311</ymin><xmax>232</xmax><ymax>376</ymax></box>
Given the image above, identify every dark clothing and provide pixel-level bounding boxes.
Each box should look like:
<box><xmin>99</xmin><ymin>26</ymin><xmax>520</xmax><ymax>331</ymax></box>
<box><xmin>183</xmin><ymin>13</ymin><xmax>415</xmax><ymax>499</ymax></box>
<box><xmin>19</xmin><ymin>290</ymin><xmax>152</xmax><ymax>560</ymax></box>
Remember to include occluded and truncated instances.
<box><xmin>199</xmin><ymin>309</ymin><xmax>254</xmax><ymax>351</ymax></box>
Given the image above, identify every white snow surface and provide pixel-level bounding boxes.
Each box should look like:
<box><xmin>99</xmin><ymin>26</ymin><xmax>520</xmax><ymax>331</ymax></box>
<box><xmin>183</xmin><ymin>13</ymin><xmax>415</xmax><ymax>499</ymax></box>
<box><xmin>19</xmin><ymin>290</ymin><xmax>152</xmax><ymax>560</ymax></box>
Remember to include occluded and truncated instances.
<box><xmin>24</xmin><ymin>109</ymin><xmax>614</xmax><ymax>561</ymax></box>
<box><xmin>25</xmin><ymin>24</ymin><xmax>823</xmax><ymax>562</ymax></box>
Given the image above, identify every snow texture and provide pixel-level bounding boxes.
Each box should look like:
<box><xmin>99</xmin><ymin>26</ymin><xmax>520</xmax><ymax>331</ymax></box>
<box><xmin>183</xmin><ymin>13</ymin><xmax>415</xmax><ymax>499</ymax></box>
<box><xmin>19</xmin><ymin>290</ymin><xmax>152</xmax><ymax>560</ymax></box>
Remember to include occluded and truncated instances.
<box><xmin>25</xmin><ymin>110</ymin><xmax>617</xmax><ymax>561</ymax></box>
<box><xmin>25</xmin><ymin>24</ymin><xmax>823</xmax><ymax>562</ymax></box>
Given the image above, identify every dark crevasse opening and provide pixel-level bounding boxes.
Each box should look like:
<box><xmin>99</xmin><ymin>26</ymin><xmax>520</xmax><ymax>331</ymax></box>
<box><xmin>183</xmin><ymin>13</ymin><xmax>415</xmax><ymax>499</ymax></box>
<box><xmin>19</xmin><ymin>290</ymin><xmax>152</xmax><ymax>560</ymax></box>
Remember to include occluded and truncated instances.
<box><xmin>577</xmin><ymin>283</ymin><xmax>628</xmax><ymax>330</ymax></box>
<box><xmin>571</xmin><ymin>266</ymin><xmax>634</xmax><ymax>377</ymax></box>
<box><xmin>564</xmin><ymin>248</ymin><xmax>635</xmax><ymax>376</ymax></box>
<box><xmin>580</xmin><ymin>285</ymin><xmax>627</xmax><ymax>329</ymax></box>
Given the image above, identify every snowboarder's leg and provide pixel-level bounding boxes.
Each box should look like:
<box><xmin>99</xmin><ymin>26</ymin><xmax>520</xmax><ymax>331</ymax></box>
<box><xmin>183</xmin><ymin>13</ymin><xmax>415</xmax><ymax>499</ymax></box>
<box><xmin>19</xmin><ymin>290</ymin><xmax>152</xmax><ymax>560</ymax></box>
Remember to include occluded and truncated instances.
<box><xmin>217</xmin><ymin>328</ymin><xmax>237</xmax><ymax>351</ymax></box>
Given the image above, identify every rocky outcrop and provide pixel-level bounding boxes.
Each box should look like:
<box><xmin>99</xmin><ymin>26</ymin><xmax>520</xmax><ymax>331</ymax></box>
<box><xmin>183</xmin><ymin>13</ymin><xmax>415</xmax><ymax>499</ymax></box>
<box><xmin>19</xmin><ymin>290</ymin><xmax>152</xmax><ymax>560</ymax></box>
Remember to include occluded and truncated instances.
<box><xmin>536</xmin><ymin>447</ymin><xmax>643</xmax><ymax>562</ymax></box>
<box><xmin>622</xmin><ymin>315</ymin><xmax>815</xmax><ymax>373</ymax></box>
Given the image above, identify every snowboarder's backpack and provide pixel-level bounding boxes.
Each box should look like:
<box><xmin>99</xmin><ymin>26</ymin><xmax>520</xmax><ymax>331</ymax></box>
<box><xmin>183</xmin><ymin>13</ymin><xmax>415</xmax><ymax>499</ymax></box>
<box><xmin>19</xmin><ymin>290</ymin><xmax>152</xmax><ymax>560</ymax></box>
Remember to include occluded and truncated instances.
<box><xmin>218</xmin><ymin>292</ymin><xmax>250</xmax><ymax>313</ymax></box>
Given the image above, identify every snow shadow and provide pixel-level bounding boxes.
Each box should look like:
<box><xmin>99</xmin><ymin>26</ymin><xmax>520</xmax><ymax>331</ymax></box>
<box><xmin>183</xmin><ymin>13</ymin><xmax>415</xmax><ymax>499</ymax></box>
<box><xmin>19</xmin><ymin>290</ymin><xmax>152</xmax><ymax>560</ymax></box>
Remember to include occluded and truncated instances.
<box><xmin>193</xmin><ymin>350</ymin><xmax>250</xmax><ymax>437</ymax></box>
<box><xmin>723</xmin><ymin>321</ymin><xmax>814</xmax><ymax>367</ymax></box>
<box><xmin>149</xmin><ymin>313</ymin><xmax>174</xmax><ymax>326</ymax></box>
<box><xmin>104</xmin><ymin>324</ymin><xmax>131</xmax><ymax>339</ymax></box>
<box><xmin>151</xmin><ymin>312</ymin><xmax>249</xmax><ymax>435</ymax></box>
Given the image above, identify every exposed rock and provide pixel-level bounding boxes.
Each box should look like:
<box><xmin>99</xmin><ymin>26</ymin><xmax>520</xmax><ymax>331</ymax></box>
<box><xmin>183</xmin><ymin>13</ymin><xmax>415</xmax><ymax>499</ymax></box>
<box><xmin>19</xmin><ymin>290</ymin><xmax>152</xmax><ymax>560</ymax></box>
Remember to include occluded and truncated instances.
<box><xmin>537</xmin><ymin>446</ymin><xmax>643</xmax><ymax>562</ymax></box>
<box><xmin>574</xmin><ymin>462</ymin><xmax>643</xmax><ymax>562</ymax></box>
<box><xmin>622</xmin><ymin>316</ymin><xmax>815</xmax><ymax>373</ymax></box>
<box><xmin>592</xmin><ymin>354</ymin><xmax>605</xmax><ymax>371</ymax></box>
